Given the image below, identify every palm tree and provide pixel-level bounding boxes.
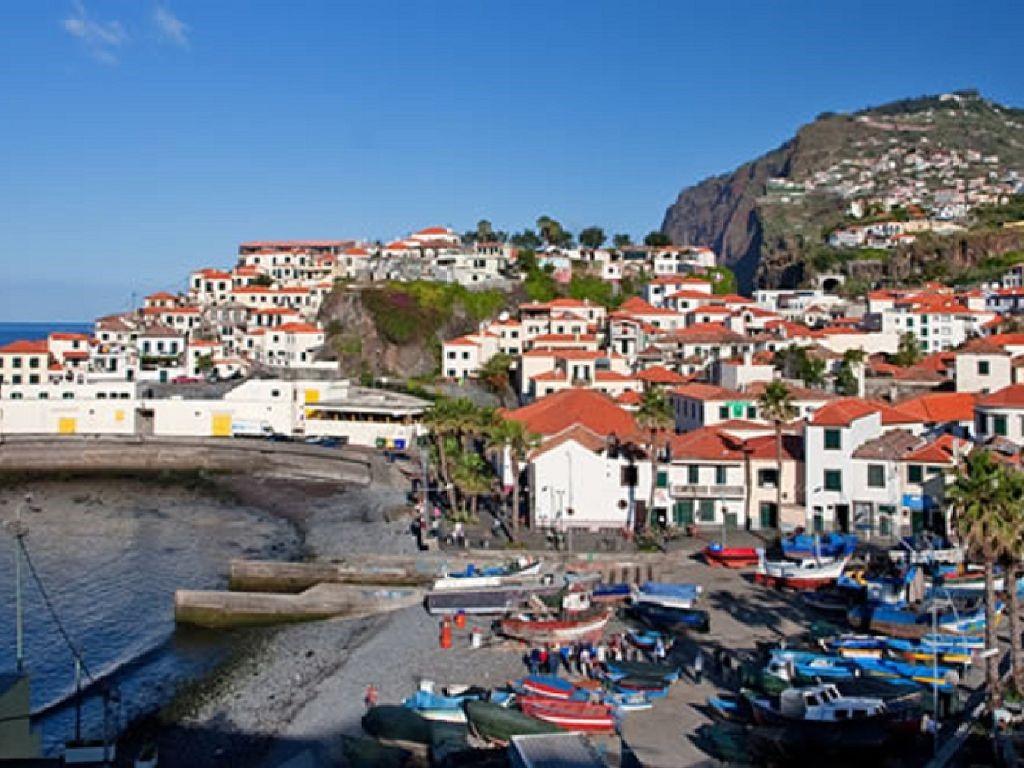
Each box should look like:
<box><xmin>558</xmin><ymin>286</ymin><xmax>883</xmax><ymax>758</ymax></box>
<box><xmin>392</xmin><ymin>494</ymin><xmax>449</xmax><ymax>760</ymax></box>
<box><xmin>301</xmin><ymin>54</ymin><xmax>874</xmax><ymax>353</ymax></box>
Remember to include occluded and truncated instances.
<box><xmin>949</xmin><ymin>450</ymin><xmax>1016</xmax><ymax>709</ymax></box>
<box><xmin>487</xmin><ymin>418</ymin><xmax>540</xmax><ymax>535</ymax></box>
<box><xmin>478</xmin><ymin>353</ymin><xmax>515</xmax><ymax>407</ymax></box>
<box><xmin>636</xmin><ymin>388</ymin><xmax>674</xmax><ymax>531</ymax></box>
<box><xmin>757</xmin><ymin>380</ymin><xmax>795</xmax><ymax>536</ymax></box>
<box><xmin>1000</xmin><ymin>467</ymin><xmax>1024</xmax><ymax>696</ymax></box>
<box><xmin>423</xmin><ymin>398</ymin><xmax>459</xmax><ymax>509</ymax></box>
<box><xmin>451</xmin><ymin>450</ymin><xmax>493</xmax><ymax>521</ymax></box>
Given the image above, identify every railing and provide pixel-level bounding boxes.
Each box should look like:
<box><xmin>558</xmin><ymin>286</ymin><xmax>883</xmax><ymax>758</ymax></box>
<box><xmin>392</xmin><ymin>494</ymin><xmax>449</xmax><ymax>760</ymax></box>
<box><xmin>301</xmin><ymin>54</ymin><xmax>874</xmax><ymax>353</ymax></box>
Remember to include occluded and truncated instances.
<box><xmin>670</xmin><ymin>484</ymin><xmax>745</xmax><ymax>498</ymax></box>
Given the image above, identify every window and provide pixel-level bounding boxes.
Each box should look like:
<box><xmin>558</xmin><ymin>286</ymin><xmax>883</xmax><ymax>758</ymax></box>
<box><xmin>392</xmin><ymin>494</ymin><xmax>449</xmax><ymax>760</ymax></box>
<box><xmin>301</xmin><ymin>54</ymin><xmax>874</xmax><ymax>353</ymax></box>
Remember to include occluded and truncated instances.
<box><xmin>656</xmin><ymin>471</ymin><xmax>668</xmax><ymax>488</ymax></box>
<box><xmin>757</xmin><ymin>468</ymin><xmax>778</xmax><ymax>488</ymax></box>
<box><xmin>28</xmin><ymin>357</ymin><xmax>39</xmax><ymax>369</ymax></box>
<box><xmin>718</xmin><ymin>405</ymin><xmax>728</xmax><ymax>419</ymax></box>
<box><xmin>927</xmin><ymin>466</ymin><xmax>943</xmax><ymax>476</ymax></box>
<box><xmin>62</xmin><ymin>392</ymin><xmax>74</xmax><ymax>400</ymax></box>
<box><xmin>824</xmin><ymin>429</ymin><xmax>841</xmax><ymax>450</ymax></box>
<box><xmin>746</xmin><ymin>406</ymin><xmax>757</xmax><ymax>419</ymax></box>
<box><xmin>715</xmin><ymin>466</ymin><xmax>727</xmax><ymax>485</ymax></box>
<box><xmin>824</xmin><ymin>470</ymin><xmax>842</xmax><ymax>492</ymax></box>
<box><xmin>978</xmin><ymin>360</ymin><xmax>990</xmax><ymax>376</ymax></box>
<box><xmin>867</xmin><ymin>464</ymin><xmax>885</xmax><ymax>488</ymax></box>
<box><xmin>908</xmin><ymin>464</ymin><xmax>923</xmax><ymax>483</ymax></box>
<box><xmin>698</xmin><ymin>499</ymin><xmax>715</xmax><ymax>522</ymax></box>
<box><xmin>12</xmin><ymin>357</ymin><xmax>22</xmax><ymax>368</ymax></box>
<box><xmin>28</xmin><ymin>374</ymin><xmax>39</xmax><ymax>385</ymax></box>
<box><xmin>447</xmin><ymin>351</ymin><xmax>456</xmax><ymax>359</ymax></box>
<box><xmin>687</xmin><ymin>465</ymin><xmax>699</xmax><ymax>484</ymax></box>
<box><xmin>12</xmin><ymin>374</ymin><xmax>21</xmax><ymax>384</ymax></box>
<box><xmin>995</xmin><ymin>415</ymin><xmax>1008</xmax><ymax>436</ymax></box>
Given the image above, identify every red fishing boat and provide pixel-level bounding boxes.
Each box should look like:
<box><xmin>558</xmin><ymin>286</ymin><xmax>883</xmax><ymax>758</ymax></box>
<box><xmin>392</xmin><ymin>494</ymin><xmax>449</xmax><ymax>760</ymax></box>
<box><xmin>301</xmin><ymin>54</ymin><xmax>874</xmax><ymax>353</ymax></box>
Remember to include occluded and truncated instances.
<box><xmin>702</xmin><ymin>544</ymin><xmax>760</xmax><ymax>568</ymax></box>
<box><xmin>754</xmin><ymin>556</ymin><xmax>848</xmax><ymax>591</ymax></box>
<box><xmin>518</xmin><ymin>697</ymin><xmax>616</xmax><ymax>733</ymax></box>
<box><xmin>500</xmin><ymin>608</ymin><xmax>612</xmax><ymax>644</ymax></box>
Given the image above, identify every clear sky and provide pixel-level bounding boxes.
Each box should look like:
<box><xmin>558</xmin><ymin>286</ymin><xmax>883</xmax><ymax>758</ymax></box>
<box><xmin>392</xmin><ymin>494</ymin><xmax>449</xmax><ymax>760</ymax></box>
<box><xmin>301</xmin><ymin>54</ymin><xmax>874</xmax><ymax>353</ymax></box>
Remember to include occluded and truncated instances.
<box><xmin>2</xmin><ymin>1</ymin><xmax>1023</xmax><ymax>321</ymax></box>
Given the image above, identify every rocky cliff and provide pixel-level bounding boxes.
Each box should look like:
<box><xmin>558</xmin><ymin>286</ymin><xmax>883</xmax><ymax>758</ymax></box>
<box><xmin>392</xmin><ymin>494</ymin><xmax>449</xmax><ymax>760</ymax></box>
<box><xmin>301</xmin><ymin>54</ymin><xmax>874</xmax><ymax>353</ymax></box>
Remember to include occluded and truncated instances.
<box><xmin>661</xmin><ymin>91</ymin><xmax>1024</xmax><ymax>291</ymax></box>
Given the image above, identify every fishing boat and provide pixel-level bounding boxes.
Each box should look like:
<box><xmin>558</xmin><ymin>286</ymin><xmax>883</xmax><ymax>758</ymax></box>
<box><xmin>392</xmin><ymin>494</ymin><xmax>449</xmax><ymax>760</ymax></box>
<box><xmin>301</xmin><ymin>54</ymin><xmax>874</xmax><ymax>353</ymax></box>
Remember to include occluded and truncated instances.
<box><xmin>825</xmin><ymin>635</ymin><xmax>887</xmax><ymax>660</ymax></box>
<box><xmin>517</xmin><ymin>675</ymin><xmax>590</xmax><ymax>702</ymax></box>
<box><xmin>432</xmin><ymin>557</ymin><xmax>543</xmax><ymax>591</ymax></box>
<box><xmin>850</xmin><ymin>656</ymin><xmax>958</xmax><ymax>690</ymax></box>
<box><xmin>402</xmin><ymin>689</ymin><xmax>474</xmax><ymax>723</ymax></box>
<box><xmin>766</xmin><ymin>650</ymin><xmax>859</xmax><ymax>682</ymax></box>
<box><xmin>591</xmin><ymin>583</ymin><xmax>631</xmax><ymax>604</ymax></box>
<box><xmin>754</xmin><ymin>554</ymin><xmax>848</xmax><ymax>590</ymax></box>
<box><xmin>707</xmin><ymin>692</ymin><xmax>752</xmax><ymax>723</ymax></box>
<box><xmin>499</xmin><ymin>607</ymin><xmax>612</xmax><ymax>644</ymax></box>
<box><xmin>631</xmin><ymin>581</ymin><xmax>702</xmax><ymax>609</ymax></box>
<box><xmin>464</xmin><ymin>700</ymin><xmax>561</xmax><ymax>744</ymax></box>
<box><xmin>602</xmin><ymin>690</ymin><xmax>654</xmax><ymax>712</ymax></box>
<box><xmin>884</xmin><ymin>637</ymin><xmax>972</xmax><ymax>668</ymax></box>
<box><xmin>889</xmin><ymin>534</ymin><xmax>963</xmax><ymax>565</ymax></box>
<box><xmin>604</xmin><ymin>659</ymin><xmax>681</xmax><ymax>682</ymax></box>
<box><xmin>849</xmin><ymin>600</ymin><xmax>997</xmax><ymax>640</ymax></box>
<box><xmin>624</xmin><ymin>628</ymin><xmax>665</xmax><ymax>652</ymax></box>
<box><xmin>612</xmin><ymin>676</ymin><xmax>670</xmax><ymax>699</ymax></box>
<box><xmin>517</xmin><ymin>697</ymin><xmax>616</xmax><ymax>733</ymax></box>
<box><xmin>629</xmin><ymin>601</ymin><xmax>711</xmax><ymax>633</ymax></box>
<box><xmin>800</xmin><ymin>590</ymin><xmax>851</xmax><ymax>616</ymax></box>
<box><xmin>425</xmin><ymin>580</ymin><xmax>562</xmax><ymax>615</ymax></box>
<box><xmin>702</xmin><ymin>543</ymin><xmax>760</xmax><ymax>568</ymax></box>
<box><xmin>781</xmin><ymin>533</ymin><xmax>857</xmax><ymax>561</ymax></box>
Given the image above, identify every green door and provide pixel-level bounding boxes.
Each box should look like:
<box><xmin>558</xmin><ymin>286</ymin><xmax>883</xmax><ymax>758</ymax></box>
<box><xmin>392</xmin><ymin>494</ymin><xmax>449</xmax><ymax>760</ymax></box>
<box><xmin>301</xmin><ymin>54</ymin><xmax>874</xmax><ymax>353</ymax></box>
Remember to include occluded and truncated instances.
<box><xmin>911</xmin><ymin>509</ymin><xmax>925</xmax><ymax>534</ymax></box>
<box><xmin>673</xmin><ymin>500</ymin><xmax>694</xmax><ymax>526</ymax></box>
<box><xmin>759</xmin><ymin>502</ymin><xmax>778</xmax><ymax>530</ymax></box>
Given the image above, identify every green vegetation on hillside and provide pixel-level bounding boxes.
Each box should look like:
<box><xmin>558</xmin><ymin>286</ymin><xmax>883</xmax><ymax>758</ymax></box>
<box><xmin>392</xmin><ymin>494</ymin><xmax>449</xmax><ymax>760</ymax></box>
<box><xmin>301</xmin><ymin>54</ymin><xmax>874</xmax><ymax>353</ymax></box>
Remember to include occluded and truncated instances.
<box><xmin>361</xmin><ymin>281</ymin><xmax>507</xmax><ymax>344</ymax></box>
<box><xmin>706</xmin><ymin>266</ymin><xmax>738</xmax><ymax>295</ymax></box>
<box><xmin>974</xmin><ymin>196</ymin><xmax>1024</xmax><ymax>228</ymax></box>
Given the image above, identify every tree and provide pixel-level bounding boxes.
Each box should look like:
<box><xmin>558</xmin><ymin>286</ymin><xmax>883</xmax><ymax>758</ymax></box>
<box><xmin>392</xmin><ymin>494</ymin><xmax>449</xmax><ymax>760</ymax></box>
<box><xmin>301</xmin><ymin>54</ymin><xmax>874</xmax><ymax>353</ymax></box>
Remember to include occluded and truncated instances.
<box><xmin>612</xmin><ymin>233</ymin><xmax>632</xmax><ymax>249</ymax></box>
<box><xmin>948</xmin><ymin>450</ymin><xmax>1017</xmax><ymax>710</ymax></box>
<box><xmin>537</xmin><ymin>216</ymin><xmax>572</xmax><ymax>247</ymax></box>
<box><xmin>478</xmin><ymin>353</ymin><xmax>515</xmax><ymax>406</ymax></box>
<box><xmin>568</xmin><ymin>274</ymin><xmax>615</xmax><ymax>307</ymax></box>
<box><xmin>578</xmin><ymin>227</ymin><xmax>606</xmax><ymax>250</ymax></box>
<box><xmin>834</xmin><ymin>348</ymin><xmax>865</xmax><ymax>396</ymax></box>
<box><xmin>1000</xmin><ymin>468</ymin><xmax>1024</xmax><ymax>696</ymax></box>
<box><xmin>450</xmin><ymin>450</ymin><xmax>493</xmax><ymax>521</ymax></box>
<box><xmin>487</xmin><ymin>419</ymin><xmax>540</xmax><ymax>535</ymax></box>
<box><xmin>893</xmin><ymin>332</ymin><xmax>922</xmax><ymax>367</ymax></box>
<box><xmin>800</xmin><ymin>356</ymin><xmax>827</xmax><ymax>389</ymax></box>
<box><xmin>757</xmin><ymin>380</ymin><xmax>795</xmax><ymax>535</ymax></box>
<box><xmin>511</xmin><ymin>229</ymin><xmax>542</xmax><ymax>250</ymax></box>
<box><xmin>423</xmin><ymin>398</ymin><xmax>460</xmax><ymax>509</ymax></box>
<box><xmin>475</xmin><ymin>219</ymin><xmax>494</xmax><ymax>242</ymax></box>
<box><xmin>251</xmin><ymin>273</ymin><xmax>274</xmax><ymax>287</ymax></box>
<box><xmin>643</xmin><ymin>231</ymin><xmax>671</xmax><ymax>247</ymax></box>
<box><xmin>636</xmin><ymin>388</ymin><xmax>674</xmax><ymax>531</ymax></box>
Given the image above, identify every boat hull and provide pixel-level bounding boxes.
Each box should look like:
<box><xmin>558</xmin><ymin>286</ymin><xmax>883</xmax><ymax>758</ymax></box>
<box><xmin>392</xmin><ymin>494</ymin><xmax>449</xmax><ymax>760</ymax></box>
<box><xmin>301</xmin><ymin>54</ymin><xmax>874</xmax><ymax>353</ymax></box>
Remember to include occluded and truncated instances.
<box><xmin>703</xmin><ymin>547</ymin><xmax>760</xmax><ymax>568</ymax></box>
<box><xmin>499</xmin><ymin>609</ymin><xmax>612</xmax><ymax>644</ymax></box>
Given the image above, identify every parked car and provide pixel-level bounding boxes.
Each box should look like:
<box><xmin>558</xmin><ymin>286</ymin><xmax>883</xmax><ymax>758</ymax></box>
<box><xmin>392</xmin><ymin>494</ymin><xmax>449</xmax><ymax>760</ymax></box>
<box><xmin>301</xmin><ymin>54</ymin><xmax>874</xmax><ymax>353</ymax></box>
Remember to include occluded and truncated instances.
<box><xmin>171</xmin><ymin>375</ymin><xmax>202</xmax><ymax>384</ymax></box>
<box><xmin>305</xmin><ymin>436</ymin><xmax>347</xmax><ymax>448</ymax></box>
<box><xmin>267</xmin><ymin>433</ymin><xmax>294</xmax><ymax>443</ymax></box>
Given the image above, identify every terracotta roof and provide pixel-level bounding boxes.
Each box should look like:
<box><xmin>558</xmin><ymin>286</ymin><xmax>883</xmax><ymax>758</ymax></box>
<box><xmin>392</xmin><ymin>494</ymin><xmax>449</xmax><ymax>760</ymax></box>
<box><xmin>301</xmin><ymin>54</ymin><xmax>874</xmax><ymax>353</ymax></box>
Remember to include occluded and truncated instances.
<box><xmin>895</xmin><ymin>392</ymin><xmax>977</xmax><ymax>423</ymax></box>
<box><xmin>810</xmin><ymin>397</ymin><xmax>888</xmax><ymax>427</ymax></box>
<box><xmin>618</xmin><ymin>297</ymin><xmax>681</xmax><ymax>316</ymax></box>
<box><xmin>658</xmin><ymin>323</ymin><xmax>749</xmax><ymax>344</ymax></box>
<box><xmin>61</xmin><ymin>350</ymin><xmax>89</xmax><ymax>360</ymax></box>
<box><xmin>0</xmin><ymin>340</ymin><xmax>48</xmax><ymax>354</ymax></box>
<box><xmin>671</xmin><ymin>382</ymin><xmax>737</xmax><ymax>401</ymax></box>
<box><xmin>665</xmin><ymin>289</ymin><xmax>716</xmax><ymax>301</ymax></box>
<box><xmin>636</xmin><ymin>366</ymin><xmax>687</xmax><ymax>385</ymax></box>
<box><xmin>502</xmin><ymin>388</ymin><xmax>638</xmax><ymax>438</ymax></box>
<box><xmin>978</xmin><ymin>384</ymin><xmax>1024</xmax><ymax>409</ymax></box>
<box><xmin>593</xmin><ymin>371</ymin><xmax>637</xmax><ymax>382</ymax></box>
<box><xmin>48</xmin><ymin>332</ymin><xmax>90</xmax><ymax>341</ymax></box>
<box><xmin>902</xmin><ymin>434</ymin><xmax>967</xmax><ymax>465</ymax></box>
<box><xmin>444</xmin><ymin>336</ymin><xmax>480</xmax><ymax>347</ymax></box>
<box><xmin>145</xmin><ymin>291</ymin><xmax>177</xmax><ymax>301</ymax></box>
<box><xmin>616</xmin><ymin>390</ymin><xmax>642</xmax><ymax>405</ymax></box>
<box><xmin>743</xmin><ymin>433</ymin><xmax>803</xmax><ymax>461</ymax></box>
<box><xmin>852</xmin><ymin>429</ymin><xmax>923</xmax><ymax>460</ymax></box>
<box><xmin>668</xmin><ymin>427</ymin><xmax>744</xmax><ymax>461</ymax></box>
<box><xmin>138</xmin><ymin>324</ymin><xmax>182</xmax><ymax>338</ymax></box>
<box><xmin>189</xmin><ymin>340</ymin><xmax>220</xmax><ymax>347</ymax></box>
<box><xmin>529</xmin><ymin>424</ymin><xmax>610</xmax><ymax>460</ymax></box>
<box><xmin>416</xmin><ymin>226</ymin><xmax>453</xmax><ymax>236</ymax></box>
<box><xmin>743</xmin><ymin>381</ymin><xmax>835</xmax><ymax>402</ymax></box>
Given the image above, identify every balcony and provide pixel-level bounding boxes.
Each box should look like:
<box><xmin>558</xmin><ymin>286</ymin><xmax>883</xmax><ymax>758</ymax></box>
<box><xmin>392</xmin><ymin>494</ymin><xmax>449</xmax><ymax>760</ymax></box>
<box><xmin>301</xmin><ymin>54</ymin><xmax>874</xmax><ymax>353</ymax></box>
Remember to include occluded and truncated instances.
<box><xmin>671</xmin><ymin>484</ymin><xmax>745</xmax><ymax>498</ymax></box>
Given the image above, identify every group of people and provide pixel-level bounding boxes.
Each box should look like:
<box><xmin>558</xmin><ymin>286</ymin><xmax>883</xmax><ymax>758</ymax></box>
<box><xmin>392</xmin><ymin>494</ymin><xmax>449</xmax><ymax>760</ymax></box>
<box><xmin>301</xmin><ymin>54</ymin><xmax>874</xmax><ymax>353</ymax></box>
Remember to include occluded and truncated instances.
<box><xmin>526</xmin><ymin>633</ymin><xmax>673</xmax><ymax>680</ymax></box>
<box><xmin>411</xmin><ymin>503</ymin><xmax>445</xmax><ymax>550</ymax></box>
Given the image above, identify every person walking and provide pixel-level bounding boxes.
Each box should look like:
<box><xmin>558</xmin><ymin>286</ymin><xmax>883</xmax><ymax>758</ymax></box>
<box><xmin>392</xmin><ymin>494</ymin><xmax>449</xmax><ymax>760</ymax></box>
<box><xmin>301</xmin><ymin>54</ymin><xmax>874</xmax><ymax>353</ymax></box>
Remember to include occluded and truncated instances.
<box><xmin>693</xmin><ymin>649</ymin><xmax>704</xmax><ymax>684</ymax></box>
<box><xmin>528</xmin><ymin>647</ymin><xmax>540</xmax><ymax>674</ymax></box>
<box><xmin>364</xmin><ymin>684</ymin><xmax>379</xmax><ymax>709</ymax></box>
<box><xmin>579</xmin><ymin>646</ymin><xmax>591</xmax><ymax>678</ymax></box>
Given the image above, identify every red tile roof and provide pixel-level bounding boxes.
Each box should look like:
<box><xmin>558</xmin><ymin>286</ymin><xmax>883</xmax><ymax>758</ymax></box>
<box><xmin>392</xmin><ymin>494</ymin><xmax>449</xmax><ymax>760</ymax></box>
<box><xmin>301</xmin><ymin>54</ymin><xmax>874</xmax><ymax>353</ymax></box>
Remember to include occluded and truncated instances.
<box><xmin>895</xmin><ymin>392</ymin><xmax>977</xmax><ymax>423</ymax></box>
<box><xmin>671</xmin><ymin>382</ymin><xmax>737</xmax><ymax>401</ymax></box>
<box><xmin>502</xmin><ymin>388</ymin><xmax>638</xmax><ymax>438</ymax></box>
<box><xmin>668</xmin><ymin>427</ymin><xmax>744</xmax><ymax>461</ymax></box>
<box><xmin>48</xmin><ymin>332</ymin><xmax>90</xmax><ymax>341</ymax></box>
<box><xmin>743</xmin><ymin>433</ymin><xmax>803</xmax><ymax>461</ymax></box>
<box><xmin>810</xmin><ymin>397</ymin><xmax>920</xmax><ymax>427</ymax></box>
<box><xmin>636</xmin><ymin>366</ymin><xmax>687</xmax><ymax>385</ymax></box>
<box><xmin>977</xmin><ymin>384</ymin><xmax>1024</xmax><ymax>409</ymax></box>
<box><xmin>616</xmin><ymin>390</ymin><xmax>642</xmax><ymax>405</ymax></box>
<box><xmin>529</xmin><ymin>424</ymin><xmax>609</xmax><ymax>460</ymax></box>
<box><xmin>902</xmin><ymin>434</ymin><xmax>967</xmax><ymax>465</ymax></box>
<box><xmin>0</xmin><ymin>339</ymin><xmax>48</xmax><ymax>354</ymax></box>
<box><xmin>277</xmin><ymin>322</ymin><xmax>323</xmax><ymax>334</ymax></box>
<box><xmin>659</xmin><ymin>323</ymin><xmax>749</xmax><ymax>344</ymax></box>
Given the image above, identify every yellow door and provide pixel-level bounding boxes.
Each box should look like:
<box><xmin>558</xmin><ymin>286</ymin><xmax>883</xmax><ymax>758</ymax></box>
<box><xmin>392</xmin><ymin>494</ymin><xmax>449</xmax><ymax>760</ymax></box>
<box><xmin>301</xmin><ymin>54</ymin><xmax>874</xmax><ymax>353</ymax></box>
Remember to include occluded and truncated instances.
<box><xmin>58</xmin><ymin>417</ymin><xmax>77</xmax><ymax>435</ymax></box>
<box><xmin>304</xmin><ymin>389</ymin><xmax>320</xmax><ymax>404</ymax></box>
<box><xmin>211</xmin><ymin>413</ymin><xmax>232</xmax><ymax>437</ymax></box>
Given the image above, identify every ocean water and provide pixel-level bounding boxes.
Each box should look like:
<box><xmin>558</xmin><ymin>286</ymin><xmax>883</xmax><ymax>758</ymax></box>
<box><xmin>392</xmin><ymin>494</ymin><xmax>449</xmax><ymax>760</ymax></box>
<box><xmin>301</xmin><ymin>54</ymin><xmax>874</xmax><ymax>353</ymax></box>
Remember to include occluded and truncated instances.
<box><xmin>0</xmin><ymin>480</ymin><xmax>298</xmax><ymax>754</ymax></box>
<box><xmin>0</xmin><ymin>322</ymin><xmax>93</xmax><ymax>347</ymax></box>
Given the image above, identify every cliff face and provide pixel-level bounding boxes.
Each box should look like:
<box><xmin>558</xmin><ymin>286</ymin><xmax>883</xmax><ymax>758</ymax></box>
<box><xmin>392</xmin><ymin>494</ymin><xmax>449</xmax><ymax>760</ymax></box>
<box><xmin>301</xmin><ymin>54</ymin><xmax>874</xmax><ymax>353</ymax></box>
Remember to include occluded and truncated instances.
<box><xmin>661</xmin><ymin>143</ymin><xmax>793</xmax><ymax>292</ymax></box>
<box><xmin>660</xmin><ymin>92</ymin><xmax>1024</xmax><ymax>292</ymax></box>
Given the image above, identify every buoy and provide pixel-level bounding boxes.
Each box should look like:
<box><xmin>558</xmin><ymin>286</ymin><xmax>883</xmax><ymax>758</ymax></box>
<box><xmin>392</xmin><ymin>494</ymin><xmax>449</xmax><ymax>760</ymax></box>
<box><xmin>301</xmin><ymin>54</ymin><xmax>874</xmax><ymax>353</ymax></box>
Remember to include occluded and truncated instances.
<box><xmin>470</xmin><ymin>627</ymin><xmax>483</xmax><ymax>649</ymax></box>
<box><xmin>439</xmin><ymin>618</ymin><xmax>453</xmax><ymax>649</ymax></box>
<box><xmin>454</xmin><ymin>610</ymin><xmax>467</xmax><ymax>629</ymax></box>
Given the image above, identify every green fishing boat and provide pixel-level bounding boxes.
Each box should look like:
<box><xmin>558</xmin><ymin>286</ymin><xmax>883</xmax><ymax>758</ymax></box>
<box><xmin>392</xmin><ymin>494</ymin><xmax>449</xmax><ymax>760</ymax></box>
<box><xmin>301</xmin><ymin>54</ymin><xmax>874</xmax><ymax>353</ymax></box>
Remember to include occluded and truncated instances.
<box><xmin>464</xmin><ymin>700</ymin><xmax>561</xmax><ymax>743</ymax></box>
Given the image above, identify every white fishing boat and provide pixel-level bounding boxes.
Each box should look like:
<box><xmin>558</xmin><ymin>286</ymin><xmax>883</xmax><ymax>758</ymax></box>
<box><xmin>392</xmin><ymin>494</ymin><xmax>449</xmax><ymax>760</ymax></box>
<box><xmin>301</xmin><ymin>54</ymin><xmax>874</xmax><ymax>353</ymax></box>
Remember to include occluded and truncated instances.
<box><xmin>754</xmin><ymin>553</ymin><xmax>848</xmax><ymax>590</ymax></box>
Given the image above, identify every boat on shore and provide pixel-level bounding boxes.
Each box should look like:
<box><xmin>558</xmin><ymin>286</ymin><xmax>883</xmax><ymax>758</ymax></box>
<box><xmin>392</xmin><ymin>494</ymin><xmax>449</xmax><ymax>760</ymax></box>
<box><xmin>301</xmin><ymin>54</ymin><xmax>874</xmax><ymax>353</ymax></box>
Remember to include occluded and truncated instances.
<box><xmin>629</xmin><ymin>601</ymin><xmax>711</xmax><ymax>633</ymax></box>
<box><xmin>702</xmin><ymin>543</ymin><xmax>760</xmax><ymax>568</ymax></box>
<box><xmin>424</xmin><ymin>580</ymin><xmax>561</xmax><ymax>615</ymax></box>
<box><xmin>591</xmin><ymin>583</ymin><xmax>631</xmax><ymax>603</ymax></box>
<box><xmin>432</xmin><ymin>557</ymin><xmax>543</xmax><ymax>591</ymax></box>
<box><xmin>848</xmin><ymin>601</ymin><xmax>996</xmax><ymax>640</ymax></box>
<box><xmin>631</xmin><ymin>581</ymin><xmax>702</xmax><ymax>609</ymax></box>
<box><xmin>754</xmin><ymin>555</ymin><xmax>848</xmax><ymax>590</ymax></box>
<box><xmin>499</xmin><ymin>608</ymin><xmax>612</xmax><ymax>644</ymax></box>
<box><xmin>517</xmin><ymin>698</ymin><xmax>616</xmax><ymax>733</ymax></box>
<box><xmin>464</xmin><ymin>700</ymin><xmax>561</xmax><ymax>744</ymax></box>
<box><xmin>782</xmin><ymin>533</ymin><xmax>857</xmax><ymax>561</ymax></box>
<box><xmin>517</xmin><ymin>675</ymin><xmax>589</xmax><ymax>702</ymax></box>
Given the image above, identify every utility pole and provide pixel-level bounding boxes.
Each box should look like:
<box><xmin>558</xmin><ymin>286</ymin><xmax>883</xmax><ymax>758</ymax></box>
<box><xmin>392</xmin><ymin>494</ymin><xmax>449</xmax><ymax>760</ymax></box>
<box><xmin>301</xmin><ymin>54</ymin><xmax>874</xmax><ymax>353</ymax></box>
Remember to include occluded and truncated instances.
<box><xmin>8</xmin><ymin>493</ymin><xmax>31</xmax><ymax>674</ymax></box>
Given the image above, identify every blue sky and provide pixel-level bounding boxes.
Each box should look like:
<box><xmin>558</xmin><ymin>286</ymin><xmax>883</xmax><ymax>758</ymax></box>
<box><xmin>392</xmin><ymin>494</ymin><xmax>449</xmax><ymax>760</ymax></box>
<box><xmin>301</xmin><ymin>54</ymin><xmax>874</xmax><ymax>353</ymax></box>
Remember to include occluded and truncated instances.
<box><xmin>2</xmin><ymin>1</ymin><xmax>1023</xmax><ymax>321</ymax></box>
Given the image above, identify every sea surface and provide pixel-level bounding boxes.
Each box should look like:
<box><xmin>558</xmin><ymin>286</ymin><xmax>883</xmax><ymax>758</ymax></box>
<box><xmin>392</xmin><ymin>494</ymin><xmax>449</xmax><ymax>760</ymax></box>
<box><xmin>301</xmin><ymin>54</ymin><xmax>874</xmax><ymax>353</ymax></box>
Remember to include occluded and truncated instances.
<box><xmin>0</xmin><ymin>480</ymin><xmax>297</xmax><ymax>754</ymax></box>
<box><xmin>0</xmin><ymin>321</ymin><xmax>93</xmax><ymax>347</ymax></box>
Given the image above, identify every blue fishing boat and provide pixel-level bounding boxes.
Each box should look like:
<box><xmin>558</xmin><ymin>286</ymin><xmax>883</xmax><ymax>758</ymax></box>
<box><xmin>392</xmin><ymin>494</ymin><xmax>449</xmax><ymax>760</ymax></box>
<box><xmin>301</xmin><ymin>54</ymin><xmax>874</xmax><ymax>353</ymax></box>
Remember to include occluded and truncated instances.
<box><xmin>592</xmin><ymin>582</ymin><xmax>631</xmax><ymax>603</ymax></box>
<box><xmin>604</xmin><ymin>659</ymin><xmax>680</xmax><ymax>683</ymax></box>
<box><xmin>884</xmin><ymin>637</ymin><xmax>972</xmax><ymax>668</ymax></box>
<box><xmin>850</xmin><ymin>656</ymin><xmax>957</xmax><ymax>691</ymax></box>
<box><xmin>633</xmin><ymin>581</ymin><xmax>702</xmax><ymax>609</ymax></box>
<box><xmin>825</xmin><ymin>635</ymin><xmax>887</xmax><ymax>659</ymax></box>
<box><xmin>624</xmin><ymin>628</ymin><xmax>665</xmax><ymax>652</ymax></box>
<box><xmin>403</xmin><ymin>688</ymin><xmax>479</xmax><ymax>723</ymax></box>
<box><xmin>602</xmin><ymin>690</ymin><xmax>655</xmax><ymax>712</ymax></box>
<box><xmin>850</xmin><ymin>600</ymin><xmax>997</xmax><ymax>639</ymax></box>
<box><xmin>629</xmin><ymin>602</ymin><xmax>710</xmax><ymax>633</ymax></box>
<box><xmin>516</xmin><ymin>674</ymin><xmax>590</xmax><ymax>702</ymax></box>
<box><xmin>767</xmin><ymin>650</ymin><xmax>859</xmax><ymax>681</ymax></box>
<box><xmin>782</xmin><ymin>532</ymin><xmax>857</xmax><ymax>561</ymax></box>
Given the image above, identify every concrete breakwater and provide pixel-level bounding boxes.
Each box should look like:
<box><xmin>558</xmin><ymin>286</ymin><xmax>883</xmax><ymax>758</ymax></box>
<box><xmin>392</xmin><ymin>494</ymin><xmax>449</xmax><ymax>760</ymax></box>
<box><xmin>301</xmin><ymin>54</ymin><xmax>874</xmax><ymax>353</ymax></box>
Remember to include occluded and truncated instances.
<box><xmin>0</xmin><ymin>435</ymin><xmax>372</xmax><ymax>484</ymax></box>
<box><xmin>228</xmin><ymin>559</ymin><xmax>435</xmax><ymax>592</ymax></box>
